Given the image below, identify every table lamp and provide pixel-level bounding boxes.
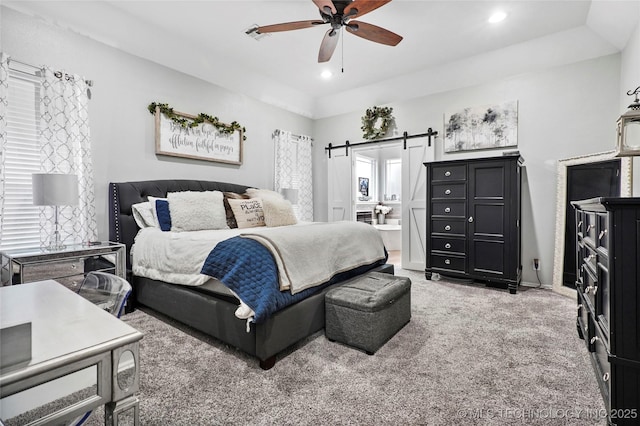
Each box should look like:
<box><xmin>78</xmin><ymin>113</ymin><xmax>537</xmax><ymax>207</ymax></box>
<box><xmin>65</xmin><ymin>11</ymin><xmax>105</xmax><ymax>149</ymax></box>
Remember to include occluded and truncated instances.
<box><xmin>32</xmin><ymin>173</ymin><xmax>79</xmax><ymax>251</ymax></box>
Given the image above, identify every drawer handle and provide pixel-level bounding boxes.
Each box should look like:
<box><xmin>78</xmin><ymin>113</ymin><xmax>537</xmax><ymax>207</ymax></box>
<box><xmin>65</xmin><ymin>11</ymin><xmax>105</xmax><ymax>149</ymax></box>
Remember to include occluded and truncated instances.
<box><xmin>444</xmin><ymin>189</ymin><xmax>451</xmax><ymax>195</ymax></box>
<box><xmin>585</xmin><ymin>286</ymin><xmax>594</xmax><ymax>294</ymax></box>
<box><xmin>71</xmin><ymin>264</ymin><xmax>77</xmax><ymax>269</ymax></box>
<box><xmin>603</xmin><ymin>372</ymin><xmax>610</xmax><ymax>382</ymax></box>
<box><xmin>445</xmin><ymin>243</ymin><xmax>452</xmax><ymax>249</ymax></box>
<box><xmin>444</xmin><ymin>171</ymin><xmax>451</xmax><ymax>177</ymax></box>
<box><xmin>598</xmin><ymin>230</ymin><xmax>607</xmax><ymax>240</ymax></box>
<box><xmin>444</xmin><ymin>225</ymin><xmax>451</xmax><ymax>231</ymax></box>
<box><xmin>444</xmin><ymin>259</ymin><xmax>451</xmax><ymax>265</ymax></box>
<box><xmin>577</xmin><ymin>304</ymin><xmax>583</xmax><ymax>309</ymax></box>
<box><xmin>585</xmin><ymin>254</ymin><xmax>595</xmax><ymax>262</ymax></box>
<box><xmin>590</xmin><ymin>336</ymin><xmax>599</xmax><ymax>344</ymax></box>
<box><xmin>586</xmin><ymin>224</ymin><xmax>594</xmax><ymax>232</ymax></box>
<box><xmin>444</xmin><ymin>207</ymin><xmax>451</xmax><ymax>213</ymax></box>
<box><xmin>577</xmin><ymin>221</ymin><xmax>583</xmax><ymax>227</ymax></box>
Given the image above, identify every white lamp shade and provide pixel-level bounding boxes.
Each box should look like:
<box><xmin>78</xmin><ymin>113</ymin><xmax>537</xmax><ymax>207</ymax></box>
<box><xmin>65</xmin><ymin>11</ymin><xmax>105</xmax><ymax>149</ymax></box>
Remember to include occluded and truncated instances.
<box><xmin>281</xmin><ymin>188</ymin><xmax>299</xmax><ymax>204</ymax></box>
<box><xmin>32</xmin><ymin>173</ymin><xmax>79</xmax><ymax>206</ymax></box>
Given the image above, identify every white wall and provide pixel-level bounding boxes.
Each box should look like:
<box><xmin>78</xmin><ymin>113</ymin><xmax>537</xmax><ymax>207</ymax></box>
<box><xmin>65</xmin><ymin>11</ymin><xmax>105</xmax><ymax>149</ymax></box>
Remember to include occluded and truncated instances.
<box><xmin>314</xmin><ymin>54</ymin><xmax>621</xmax><ymax>287</ymax></box>
<box><xmin>619</xmin><ymin>13</ymin><xmax>640</xmax><ymax>195</ymax></box>
<box><xmin>1</xmin><ymin>7</ymin><xmax>314</xmax><ymax>240</ymax></box>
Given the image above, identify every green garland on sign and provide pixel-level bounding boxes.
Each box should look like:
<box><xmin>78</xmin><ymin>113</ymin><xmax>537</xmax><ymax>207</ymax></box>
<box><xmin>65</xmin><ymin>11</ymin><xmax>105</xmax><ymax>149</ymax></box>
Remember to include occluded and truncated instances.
<box><xmin>148</xmin><ymin>102</ymin><xmax>246</xmax><ymax>140</ymax></box>
<box><xmin>361</xmin><ymin>106</ymin><xmax>394</xmax><ymax>140</ymax></box>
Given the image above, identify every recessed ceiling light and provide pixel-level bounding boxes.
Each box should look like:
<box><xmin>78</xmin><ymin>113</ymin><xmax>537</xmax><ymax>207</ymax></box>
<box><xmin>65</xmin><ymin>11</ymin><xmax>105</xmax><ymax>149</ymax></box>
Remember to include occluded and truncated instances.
<box><xmin>321</xmin><ymin>70</ymin><xmax>333</xmax><ymax>79</ymax></box>
<box><xmin>488</xmin><ymin>11</ymin><xmax>507</xmax><ymax>24</ymax></box>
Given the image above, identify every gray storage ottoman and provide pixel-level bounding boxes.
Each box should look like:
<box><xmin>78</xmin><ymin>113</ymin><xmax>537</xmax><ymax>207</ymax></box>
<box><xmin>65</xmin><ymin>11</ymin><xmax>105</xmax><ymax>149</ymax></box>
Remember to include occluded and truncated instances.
<box><xmin>325</xmin><ymin>272</ymin><xmax>411</xmax><ymax>354</ymax></box>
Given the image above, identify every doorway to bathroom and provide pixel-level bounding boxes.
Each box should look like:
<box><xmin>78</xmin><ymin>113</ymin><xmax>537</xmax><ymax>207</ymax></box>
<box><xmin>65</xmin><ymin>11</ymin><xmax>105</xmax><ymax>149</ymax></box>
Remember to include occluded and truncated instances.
<box><xmin>353</xmin><ymin>144</ymin><xmax>402</xmax><ymax>268</ymax></box>
<box><xmin>327</xmin><ymin>135</ymin><xmax>435</xmax><ymax>271</ymax></box>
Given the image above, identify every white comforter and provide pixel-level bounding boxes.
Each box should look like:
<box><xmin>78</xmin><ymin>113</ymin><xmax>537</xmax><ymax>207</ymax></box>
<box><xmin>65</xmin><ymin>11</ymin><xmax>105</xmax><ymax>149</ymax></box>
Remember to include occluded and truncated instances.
<box><xmin>131</xmin><ymin>221</ymin><xmax>387</xmax><ymax>293</ymax></box>
<box><xmin>241</xmin><ymin>221</ymin><xmax>386</xmax><ymax>294</ymax></box>
<box><xmin>132</xmin><ymin>226</ymin><xmax>245</xmax><ymax>286</ymax></box>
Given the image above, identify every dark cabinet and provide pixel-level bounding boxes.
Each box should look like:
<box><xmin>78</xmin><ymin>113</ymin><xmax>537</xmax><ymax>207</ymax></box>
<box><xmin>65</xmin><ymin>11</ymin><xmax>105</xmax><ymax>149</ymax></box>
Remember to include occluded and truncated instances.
<box><xmin>572</xmin><ymin>197</ymin><xmax>640</xmax><ymax>425</ymax></box>
<box><xmin>424</xmin><ymin>154</ymin><xmax>523</xmax><ymax>293</ymax></box>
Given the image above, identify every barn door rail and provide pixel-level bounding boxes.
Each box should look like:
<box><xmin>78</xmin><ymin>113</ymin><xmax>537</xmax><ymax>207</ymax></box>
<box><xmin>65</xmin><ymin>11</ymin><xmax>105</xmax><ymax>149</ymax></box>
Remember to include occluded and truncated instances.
<box><xmin>325</xmin><ymin>128</ymin><xmax>438</xmax><ymax>158</ymax></box>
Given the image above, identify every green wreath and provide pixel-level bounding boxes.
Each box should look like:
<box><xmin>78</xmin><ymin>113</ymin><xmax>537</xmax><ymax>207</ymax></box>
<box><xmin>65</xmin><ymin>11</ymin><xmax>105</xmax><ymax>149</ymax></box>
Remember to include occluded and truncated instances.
<box><xmin>148</xmin><ymin>102</ymin><xmax>246</xmax><ymax>141</ymax></box>
<box><xmin>361</xmin><ymin>106</ymin><xmax>394</xmax><ymax>140</ymax></box>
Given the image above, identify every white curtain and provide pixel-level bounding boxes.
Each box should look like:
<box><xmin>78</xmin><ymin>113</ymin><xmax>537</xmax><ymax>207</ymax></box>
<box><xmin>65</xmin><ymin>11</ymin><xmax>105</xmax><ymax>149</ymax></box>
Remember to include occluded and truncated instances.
<box><xmin>0</xmin><ymin>53</ymin><xmax>9</xmax><ymax>242</ymax></box>
<box><xmin>273</xmin><ymin>129</ymin><xmax>313</xmax><ymax>221</ymax></box>
<box><xmin>39</xmin><ymin>67</ymin><xmax>97</xmax><ymax>246</ymax></box>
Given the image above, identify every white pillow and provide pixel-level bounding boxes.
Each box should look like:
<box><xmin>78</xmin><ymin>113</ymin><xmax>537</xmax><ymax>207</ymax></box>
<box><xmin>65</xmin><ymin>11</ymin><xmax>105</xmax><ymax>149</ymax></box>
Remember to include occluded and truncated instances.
<box><xmin>262</xmin><ymin>198</ymin><xmax>297</xmax><ymax>227</ymax></box>
<box><xmin>167</xmin><ymin>191</ymin><xmax>228</xmax><ymax>232</ymax></box>
<box><xmin>245</xmin><ymin>188</ymin><xmax>284</xmax><ymax>202</ymax></box>
<box><xmin>131</xmin><ymin>201</ymin><xmax>157</xmax><ymax>228</ymax></box>
<box><xmin>146</xmin><ymin>196</ymin><xmax>167</xmax><ymax>228</ymax></box>
<box><xmin>227</xmin><ymin>198</ymin><xmax>266</xmax><ymax>228</ymax></box>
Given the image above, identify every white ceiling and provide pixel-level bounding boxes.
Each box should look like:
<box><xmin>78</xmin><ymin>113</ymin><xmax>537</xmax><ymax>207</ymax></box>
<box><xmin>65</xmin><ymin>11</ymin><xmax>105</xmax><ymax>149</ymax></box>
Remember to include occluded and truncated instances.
<box><xmin>4</xmin><ymin>1</ymin><xmax>639</xmax><ymax>118</ymax></box>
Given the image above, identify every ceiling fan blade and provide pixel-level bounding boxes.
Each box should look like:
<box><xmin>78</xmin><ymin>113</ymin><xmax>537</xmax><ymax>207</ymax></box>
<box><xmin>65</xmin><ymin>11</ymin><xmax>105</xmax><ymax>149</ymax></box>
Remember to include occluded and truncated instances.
<box><xmin>318</xmin><ymin>28</ymin><xmax>340</xmax><ymax>62</ymax></box>
<box><xmin>313</xmin><ymin>0</ymin><xmax>337</xmax><ymax>15</ymax></box>
<box><xmin>346</xmin><ymin>20</ymin><xmax>402</xmax><ymax>46</ymax></box>
<box><xmin>343</xmin><ymin>0</ymin><xmax>391</xmax><ymax>20</ymax></box>
<box><xmin>257</xmin><ymin>20</ymin><xmax>325</xmax><ymax>34</ymax></box>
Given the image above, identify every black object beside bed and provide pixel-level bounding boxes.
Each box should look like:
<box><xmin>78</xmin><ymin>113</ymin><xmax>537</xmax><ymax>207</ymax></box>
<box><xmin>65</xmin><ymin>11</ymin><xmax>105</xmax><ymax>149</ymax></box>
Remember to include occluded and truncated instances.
<box><xmin>108</xmin><ymin>179</ymin><xmax>393</xmax><ymax>369</ymax></box>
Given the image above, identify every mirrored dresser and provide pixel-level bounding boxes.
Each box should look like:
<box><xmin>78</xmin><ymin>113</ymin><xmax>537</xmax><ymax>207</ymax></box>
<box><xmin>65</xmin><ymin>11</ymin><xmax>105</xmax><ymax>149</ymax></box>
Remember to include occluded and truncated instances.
<box><xmin>0</xmin><ymin>242</ymin><xmax>126</xmax><ymax>290</ymax></box>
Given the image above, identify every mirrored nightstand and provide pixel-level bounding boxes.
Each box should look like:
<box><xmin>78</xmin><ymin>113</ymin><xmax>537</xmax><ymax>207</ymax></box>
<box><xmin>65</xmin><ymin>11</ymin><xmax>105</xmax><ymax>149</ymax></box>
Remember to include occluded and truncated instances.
<box><xmin>0</xmin><ymin>242</ymin><xmax>126</xmax><ymax>290</ymax></box>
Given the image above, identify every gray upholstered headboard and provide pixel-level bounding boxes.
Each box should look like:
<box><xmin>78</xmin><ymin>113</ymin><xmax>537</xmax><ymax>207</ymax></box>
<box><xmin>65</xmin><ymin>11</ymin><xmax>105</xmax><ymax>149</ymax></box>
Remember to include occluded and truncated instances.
<box><xmin>108</xmin><ymin>179</ymin><xmax>251</xmax><ymax>269</ymax></box>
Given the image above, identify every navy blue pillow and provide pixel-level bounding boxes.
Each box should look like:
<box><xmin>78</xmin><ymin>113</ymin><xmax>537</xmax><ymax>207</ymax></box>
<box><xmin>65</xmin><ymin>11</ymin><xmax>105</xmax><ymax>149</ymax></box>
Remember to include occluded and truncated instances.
<box><xmin>155</xmin><ymin>199</ymin><xmax>172</xmax><ymax>231</ymax></box>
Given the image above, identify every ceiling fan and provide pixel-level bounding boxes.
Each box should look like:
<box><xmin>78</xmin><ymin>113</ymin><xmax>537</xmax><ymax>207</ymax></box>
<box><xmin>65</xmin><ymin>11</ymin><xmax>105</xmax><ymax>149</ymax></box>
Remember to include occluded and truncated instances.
<box><xmin>256</xmin><ymin>0</ymin><xmax>403</xmax><ymax>63</ymax></box>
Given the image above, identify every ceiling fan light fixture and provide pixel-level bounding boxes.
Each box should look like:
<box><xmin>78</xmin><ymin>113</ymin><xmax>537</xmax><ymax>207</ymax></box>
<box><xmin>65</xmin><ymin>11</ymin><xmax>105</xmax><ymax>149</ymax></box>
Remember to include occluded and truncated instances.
<box><xmin>257</xmin><ymin>0</ymin><xmax>401</xmax><ymax>63</ymax></box>
<box><xmin>488</xmin><ymin>11</ymin><xmax>507</xmax><ymax>24</ymax></box>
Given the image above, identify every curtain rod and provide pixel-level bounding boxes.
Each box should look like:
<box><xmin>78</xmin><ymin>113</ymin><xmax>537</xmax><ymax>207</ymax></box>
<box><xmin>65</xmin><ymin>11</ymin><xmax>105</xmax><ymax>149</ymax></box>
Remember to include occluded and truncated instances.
<box><xmin>273</xmin><ymin>129</ymin><xmax>314</xmax><ymax>142</ymax></box>
<box><xmin>324</xmin><ymin>128</ymin><xmax>439</xmax><ymax>158</ymax></box>
<box><xmin>8</xmin><ymin>57</ymin><xmax>94</xmax><ymax>87</ymax></box>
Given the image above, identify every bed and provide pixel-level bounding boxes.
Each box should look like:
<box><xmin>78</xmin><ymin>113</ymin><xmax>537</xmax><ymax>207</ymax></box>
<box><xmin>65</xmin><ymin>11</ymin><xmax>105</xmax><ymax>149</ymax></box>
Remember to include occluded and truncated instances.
<box><xmin>108</xmin><ymin>179</ymin><xmax>393</xmax><ymax>369</ymax></box>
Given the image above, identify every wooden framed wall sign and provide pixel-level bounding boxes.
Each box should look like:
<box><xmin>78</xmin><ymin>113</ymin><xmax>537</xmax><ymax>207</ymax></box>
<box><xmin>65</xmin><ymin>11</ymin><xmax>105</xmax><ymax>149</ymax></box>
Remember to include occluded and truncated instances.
<box><xmin>155</xmin><ymin>107</ymin><xmax>243</xmax><ymax>165</ymax></box>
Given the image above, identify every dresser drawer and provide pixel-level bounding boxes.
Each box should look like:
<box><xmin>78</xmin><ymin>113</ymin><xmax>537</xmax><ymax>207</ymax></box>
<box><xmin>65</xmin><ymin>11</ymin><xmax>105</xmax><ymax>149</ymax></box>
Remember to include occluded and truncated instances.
<box><xmin>431</xmin><ymin>254</ymin><xmax>465</xmax><ymax>273</ymax></box>
<box><xmin>592</xmin><ymin>323</ymin><xmax>611</xmax><ymax>410</ymax></box>
<box><xmin>431</xmin><ymin>237</ymin><xmax>465</xmax><ymax>254</ymax></box>
<box><xmin>597</xmin><ymin>262</ymin><xmax>610</xmax><ymax>333</ymax></box>
<box><xmin>597</xmin><ymin>213</ymin><xmax>609</xmax><ymax>251</ymax></box>
<box><xmin>432</xmin><ymin>164</ymin><xmax>466</xmax><ymax>181</ymax></box>
<box><xmin>584</xmin><ymin>212</ymin><xmax>597</xmax><ymax>243</ymax></box>
<box><xmin>576</xmin><ymin>210</ymin><xmax>585</xmax><ymax>238</ymax></box>
<box><xmin>577</xmin><ymin>291</ymin><xmax>593</xmax><ymax>350</ymax></box>
<box><xmin>582</xmin><ymin>264</ymin><xmax>598</xmax><ymax>313</ymax></box>
<box><xmin>431</xmin><ymin>220</ymin><xmax>465</xmax><ymax>236</ymax></box>
<box><xmin>582</xmin><ymin>245</ymin><xmax>598</xmax><ymax>274</ymax></box>
<box><xmin>431</xmin><ymin>183</ymin><xmax>466</xmax><ymax>199</ymax></box>
<box><xmin>22</xmin><ymin>258</ymin><xmax>85</xmax><ymax>282</ymax></box>
<box><xmin>431</xmin><ymin>201</ymin><xmax>465</xmax><ymax>217</ymax></box>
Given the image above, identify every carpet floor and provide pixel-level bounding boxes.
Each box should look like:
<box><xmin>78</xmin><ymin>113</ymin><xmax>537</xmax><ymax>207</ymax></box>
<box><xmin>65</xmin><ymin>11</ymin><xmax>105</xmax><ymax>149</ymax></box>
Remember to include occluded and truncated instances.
<box><xmin>86</xmin><ymin>269</ymin><xmax>605</xmax><ymax>425</ymax></box>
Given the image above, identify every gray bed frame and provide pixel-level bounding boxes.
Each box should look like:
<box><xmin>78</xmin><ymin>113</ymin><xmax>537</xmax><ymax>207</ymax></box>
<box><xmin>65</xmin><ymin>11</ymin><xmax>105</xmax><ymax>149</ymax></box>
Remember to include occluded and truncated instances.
<box><xmin>108</xmin><ymin>179</ymin><xmax>392</xmax><ymax>369</ymax></box>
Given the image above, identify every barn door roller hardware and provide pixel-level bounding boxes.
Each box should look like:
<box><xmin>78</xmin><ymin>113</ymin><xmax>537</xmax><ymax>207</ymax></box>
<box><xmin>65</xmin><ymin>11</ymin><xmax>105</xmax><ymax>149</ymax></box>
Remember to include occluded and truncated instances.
<box><xmin>325</xmin><ymin>128</ymin><xmax>438</xmax><ymax>158</ymax></box>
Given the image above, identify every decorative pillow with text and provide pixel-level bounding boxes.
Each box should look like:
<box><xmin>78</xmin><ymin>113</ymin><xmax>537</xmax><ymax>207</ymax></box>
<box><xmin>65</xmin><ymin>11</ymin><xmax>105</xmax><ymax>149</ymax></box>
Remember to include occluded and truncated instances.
<box><xmin>223</xmin><ymin>192</ymin><xmax>251</xmax><ymax>228</ymax></box>
<box><xmin>227</xmin><ymin>198</ymin><xmax>266</xmax><ymax>228</ymax></box>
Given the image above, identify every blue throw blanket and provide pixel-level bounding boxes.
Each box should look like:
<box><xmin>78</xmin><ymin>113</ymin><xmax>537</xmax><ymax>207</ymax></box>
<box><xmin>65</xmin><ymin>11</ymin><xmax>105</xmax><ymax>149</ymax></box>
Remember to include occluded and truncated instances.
<box><xmin>200</xmin><ymin>236</ymin><xmax>386</xmax><ymax>323</ymax></box>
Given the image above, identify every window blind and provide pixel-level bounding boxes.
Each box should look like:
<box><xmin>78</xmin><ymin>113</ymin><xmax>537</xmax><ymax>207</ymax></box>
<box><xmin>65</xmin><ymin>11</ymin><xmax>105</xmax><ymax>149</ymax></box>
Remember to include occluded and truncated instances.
<box><xmin>1</xmin><ymin>69</ymin><xmax>41</xmax><ymax>250</ymax></box>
